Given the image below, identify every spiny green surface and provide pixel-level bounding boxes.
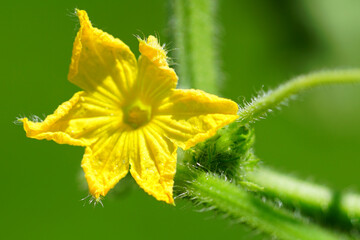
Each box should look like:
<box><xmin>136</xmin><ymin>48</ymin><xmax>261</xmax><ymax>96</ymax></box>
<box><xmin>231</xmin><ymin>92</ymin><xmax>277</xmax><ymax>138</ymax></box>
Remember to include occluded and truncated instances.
<box><xmin>181</xmin><ymin>122</ymin><xmax>258</xmax><ymax>184</ymax></box>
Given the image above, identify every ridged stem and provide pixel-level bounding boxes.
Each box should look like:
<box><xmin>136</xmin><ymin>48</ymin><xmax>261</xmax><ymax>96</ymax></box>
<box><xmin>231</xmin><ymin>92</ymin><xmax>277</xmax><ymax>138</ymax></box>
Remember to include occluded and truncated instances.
<box><xmin>248</xmin><ymin>167</ymin><xmax>360</xmax><ymax>230</ymax></box>
<box><xmin>176</xmin><ymin>166</ymin><xmax>349</xmax><ymax>240</ymax></box>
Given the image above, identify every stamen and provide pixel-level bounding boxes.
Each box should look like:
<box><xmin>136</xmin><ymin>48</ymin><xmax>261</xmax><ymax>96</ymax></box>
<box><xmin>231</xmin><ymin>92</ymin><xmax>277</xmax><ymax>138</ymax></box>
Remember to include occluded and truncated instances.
<box><xmin>123</xmin><ymin>100</ymin><xmax>152</xmax><ymax>129</ymax></box>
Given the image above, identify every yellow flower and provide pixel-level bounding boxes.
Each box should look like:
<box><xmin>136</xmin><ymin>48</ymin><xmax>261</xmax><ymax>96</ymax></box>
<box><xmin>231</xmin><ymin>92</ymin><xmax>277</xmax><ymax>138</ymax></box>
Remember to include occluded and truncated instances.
<box><xmin>21</xmin><ymin>10</ymin><xmax>238</xmax><ymax>204</ymax></box>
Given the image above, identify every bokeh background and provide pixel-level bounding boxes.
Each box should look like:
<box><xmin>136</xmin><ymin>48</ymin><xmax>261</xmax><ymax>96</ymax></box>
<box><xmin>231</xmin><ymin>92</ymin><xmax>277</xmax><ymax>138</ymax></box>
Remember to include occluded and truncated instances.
<box><xmin>2</xmin><ymin>0</ymin><xmax>360</xmax><ymax>239</ymax></box>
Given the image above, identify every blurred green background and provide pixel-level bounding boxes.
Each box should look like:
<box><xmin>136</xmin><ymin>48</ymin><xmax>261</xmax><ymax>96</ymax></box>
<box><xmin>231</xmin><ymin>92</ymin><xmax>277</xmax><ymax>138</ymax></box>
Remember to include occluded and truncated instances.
<box><xmin>2</xmin><ymin>0</ymin><xmax>360</xmax><ymax>239</ymax></box>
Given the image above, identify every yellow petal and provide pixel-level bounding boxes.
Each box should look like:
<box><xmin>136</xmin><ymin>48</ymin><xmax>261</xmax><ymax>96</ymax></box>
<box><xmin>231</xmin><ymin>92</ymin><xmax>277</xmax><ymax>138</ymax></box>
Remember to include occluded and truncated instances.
<box><xmin>22</xmin><ymin>91</ymin><xmax>122</xmax><ymax>146</ymax></box>
<box><xmin>82</xmin><ymin>130</ymin><xmax>130</xmax><ymax>199</ymax></box>
<box><xmin>138</xmin><ymin>35</ymin><xmax>169</xmax><ymax>68</ymax></box>
<box><xmin>128</xmin><ymin>124</ymin><xmax>177</xmax><ymax>204</ymax></box>
<box><xmin>154</xmin><ymin>89</ymin><xmax>239</xmax><ymax>150</ymax></box>
<box><xmin>136</xmin><ymin>36</ymin><xmax>178</xmax><ymax>104</ymax></box>
<box><xmin>69</xmin><ymin>10</ymin><xmax>137</xmax><ymax>104</ymax></box>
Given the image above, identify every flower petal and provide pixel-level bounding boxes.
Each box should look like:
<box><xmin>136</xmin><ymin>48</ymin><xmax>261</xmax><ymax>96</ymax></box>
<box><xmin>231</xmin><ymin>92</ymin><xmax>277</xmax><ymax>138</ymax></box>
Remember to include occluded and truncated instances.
<box><xmin>128</xmin><ymin>124</ymin><xmax>177</xmax><ymax>204</ymax></box>
<box><xmin>69</xmin><ymin>10</ymin><xmax>137</xmax><ymax>104</ymax></box>
<box><xmin>154</xmin><ymin>89</ymin><xmax>239</xmax><ymax>150</ymax></box>
<box><xmin>82</xmin><ymin>130</ymin><xmax>129</xmax><ymax>199</ymax></box>
<box><xmin>22</xmin><ymin>91</ymin><xmax>122</xmax><ymax>146</ymax></box>
<box><xmin>138</xmin><ymin>35</ymin><xmax>168</xmax><ymax>68</ymax></box>
<box><xmin>135</xmin><ymin>36</ymin><xmax>177</xmax><ymax>104</ymax></box>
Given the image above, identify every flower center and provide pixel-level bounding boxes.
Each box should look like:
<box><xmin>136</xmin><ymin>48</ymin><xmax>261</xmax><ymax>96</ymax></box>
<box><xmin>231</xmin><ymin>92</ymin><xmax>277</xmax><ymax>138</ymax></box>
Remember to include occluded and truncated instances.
<box><xmin>123</xmin><ymin>100</ymin><xmax>152</xmax><ymax>129</ymax></box>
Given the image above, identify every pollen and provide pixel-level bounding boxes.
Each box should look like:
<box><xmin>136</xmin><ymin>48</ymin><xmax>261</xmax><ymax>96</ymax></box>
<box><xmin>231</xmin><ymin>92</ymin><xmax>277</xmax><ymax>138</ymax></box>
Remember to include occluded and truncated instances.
<box><xmin>123</xmin><ymin>100</ymin><xmax>152</xmax><ymax>129</ymax></box>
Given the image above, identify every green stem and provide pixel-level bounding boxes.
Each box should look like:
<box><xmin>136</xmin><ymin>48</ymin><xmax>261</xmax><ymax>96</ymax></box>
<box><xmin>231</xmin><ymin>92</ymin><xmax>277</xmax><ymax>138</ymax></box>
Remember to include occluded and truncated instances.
<box><xmin>172</xmin><ymin>0</ymin><xmax>218</xmax><ymax>94</ymax></box>
<box><xmin>238</xmin><ymin>69</ymin><xmax>360</xmax><ymax>123</ymax></box>
<box><xmin>172</xmin><ymin>0</ymin><xmax>190</xmax><ymax>89</ymax></box>
<box><xmin>248</xmin><ymin>167</ymin><xmax>360</xmax><ymax>230</ymax></box>
<box><xmin>176</xmin><ymin>165</ymin><xmax>349</xmax><ymax>240</ymax></box>
<box><xmin>171</xmin><ymin>0</ymin><xmax>359</xmax><ymax>238</ymax></box>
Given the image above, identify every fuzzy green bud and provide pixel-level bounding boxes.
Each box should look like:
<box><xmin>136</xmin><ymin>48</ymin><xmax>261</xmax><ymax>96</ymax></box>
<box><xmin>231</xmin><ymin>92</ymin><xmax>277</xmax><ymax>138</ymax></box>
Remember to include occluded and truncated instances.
<box><xmin>182</xmin><ymin>122</ymin><xmax>259</xmax><ymax>186</ymax></box>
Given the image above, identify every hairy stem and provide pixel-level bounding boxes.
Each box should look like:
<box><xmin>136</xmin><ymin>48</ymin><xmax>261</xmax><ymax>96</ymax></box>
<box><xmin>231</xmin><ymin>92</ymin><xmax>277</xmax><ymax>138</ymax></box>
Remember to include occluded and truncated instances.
<box><xmin>176</xmin><ymin>166</ymin><xmax>349</xmax><ymax>240</ymax></box>
<box><xmin>172</xmin><ymin>0</ymin><xmax>218</xmax><ymax>94</ymax></box>
<box><xmin>248</xmin><ymin>167</ymin><xmax>360</xmax><ymax>230</ymax></box>
<box><xmin>171</xmin><ymin>0</ymin><xmax>359</xmax><ymax>239</ymax></box>
<box><xmin>238</xmin><ymin>69</ymin><xmax>360</xmax><ymax>123</ymax></box>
